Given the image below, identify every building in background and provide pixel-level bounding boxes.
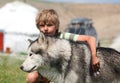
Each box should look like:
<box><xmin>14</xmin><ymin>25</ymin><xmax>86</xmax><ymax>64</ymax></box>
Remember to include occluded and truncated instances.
<box><xmin>0</xmin><ymin>1</ymin><xmax>39</xmax><ymax>53</ymax></box>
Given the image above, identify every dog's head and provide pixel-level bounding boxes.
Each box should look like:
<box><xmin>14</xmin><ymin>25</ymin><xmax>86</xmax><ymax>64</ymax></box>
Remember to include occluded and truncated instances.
<box><xmin>20</xmin><ymin>32</ymin><xmax>49</xmax><ymax>72</ymax></box>
<box><xmin>20</xmin><ymin>32</ymin><xmax>71</xmax><ymax>73</ymax></box>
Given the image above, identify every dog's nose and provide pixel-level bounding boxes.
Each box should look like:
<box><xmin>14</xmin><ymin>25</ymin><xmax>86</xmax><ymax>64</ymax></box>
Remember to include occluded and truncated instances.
<box><xmin>20</xmin><ymin>66</ymin><xmax>24</xmax><ymax>70</ymax></box>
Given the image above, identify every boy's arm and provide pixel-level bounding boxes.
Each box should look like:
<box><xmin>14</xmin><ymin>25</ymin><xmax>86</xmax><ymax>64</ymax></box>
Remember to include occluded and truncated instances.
<box><xmin>60</xmin><ymin>32</ymin><xmax>100</xmax><ymax>74</ymax></box>
<box><xmin>76</xmin><ymin>35</ymin><xmax>98</xmax><ymax>65</ymax></box>
<box><xmin>60</xmin><ymin>32</ymin><xmax>99</xmax><ymax>65</ymax></box>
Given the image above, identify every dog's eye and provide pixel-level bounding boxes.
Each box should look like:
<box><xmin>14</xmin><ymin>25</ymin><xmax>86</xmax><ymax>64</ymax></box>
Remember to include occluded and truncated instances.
<box><xmin>29</xmin><ymin>53</ymin><xmax>32</xmax><ymax>56</ymax></box>
<box><xmin>35</xmin><ymin>50</ymin><xmax>42</xmax><ymax>54</ymax></box>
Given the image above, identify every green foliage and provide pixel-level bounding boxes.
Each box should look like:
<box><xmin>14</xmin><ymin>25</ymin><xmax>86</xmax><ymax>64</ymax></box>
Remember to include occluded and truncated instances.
<box><xmin>0</xmin><ymin>55</ymin><xmax>27</xmax><ymax>83</ymax></box>
<box><xmin>19</xmin><ymin>52</ymin><xmax>27</xmax><ymax>55</ymax></box>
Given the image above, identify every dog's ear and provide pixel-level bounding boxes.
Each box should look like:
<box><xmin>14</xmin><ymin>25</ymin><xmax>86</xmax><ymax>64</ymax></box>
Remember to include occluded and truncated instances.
<box><xmin>37</xmin><ymin>32</ymin><xmax>48</xmax><ymax>50</ymax></box>
<box><xmin>28</xmin><ymin>39</ymin><xmax>33</xmax><ymax>43</ymax></box>
<box><xmin>38</xmin><ymin>32</ymin><xmax>46</xmax><ymax>44</ymax></box>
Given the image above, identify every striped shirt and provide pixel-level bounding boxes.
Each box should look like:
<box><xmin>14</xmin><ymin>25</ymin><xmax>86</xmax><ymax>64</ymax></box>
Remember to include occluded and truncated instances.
<box><xmin>58</xmin><ymin>32</ymin><xmax>79</xmax><ymax>41</ymax></box>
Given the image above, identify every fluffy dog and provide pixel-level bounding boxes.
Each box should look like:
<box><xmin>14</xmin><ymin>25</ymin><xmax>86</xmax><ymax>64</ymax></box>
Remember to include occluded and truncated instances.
<box><xmin>21</xmin><ymin>32</ymin><xmax>120</xmax><ymax>83</ymax></box>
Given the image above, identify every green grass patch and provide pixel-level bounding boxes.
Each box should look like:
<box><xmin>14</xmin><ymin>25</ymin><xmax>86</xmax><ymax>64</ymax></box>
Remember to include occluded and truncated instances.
<box><xmin>0</xmin><ymin>55</ymin><xmax>27</xmax><ymax>83</ymax></box>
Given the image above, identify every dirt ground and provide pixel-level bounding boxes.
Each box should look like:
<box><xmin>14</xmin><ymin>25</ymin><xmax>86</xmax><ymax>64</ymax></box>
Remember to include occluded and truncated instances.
<box><xmin>1</xmin><ymin>0</ymin><xmax>120</xmax><ymax>46</ymax></box>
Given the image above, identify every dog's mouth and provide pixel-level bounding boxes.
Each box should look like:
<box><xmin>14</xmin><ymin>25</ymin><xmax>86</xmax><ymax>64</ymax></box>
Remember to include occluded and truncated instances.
<box><xmin>27</xmin><ymin>65</ymin><xmax>37</xmax><ymax>72</ymax></box>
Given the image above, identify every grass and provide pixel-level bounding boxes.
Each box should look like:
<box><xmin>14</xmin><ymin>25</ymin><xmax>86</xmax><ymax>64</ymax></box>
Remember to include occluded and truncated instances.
<box><xmin>0</xmin><ymin>54</ymin><xmax>27</xmax><ymax>83</ymax></box>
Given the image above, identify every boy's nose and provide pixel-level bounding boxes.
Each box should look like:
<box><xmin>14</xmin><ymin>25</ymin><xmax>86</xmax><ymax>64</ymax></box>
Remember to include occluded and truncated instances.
<box><xmin>44</xmin><ymin>25</ymin><xmax>48</xmax><ymax>30</ymax></box>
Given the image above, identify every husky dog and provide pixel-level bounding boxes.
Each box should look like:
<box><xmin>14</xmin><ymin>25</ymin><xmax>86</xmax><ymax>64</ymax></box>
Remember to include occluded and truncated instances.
<box><xmin>21</xmin><ymin>32</ymin><xmax>120</xmax><ymax>83</ymax></box>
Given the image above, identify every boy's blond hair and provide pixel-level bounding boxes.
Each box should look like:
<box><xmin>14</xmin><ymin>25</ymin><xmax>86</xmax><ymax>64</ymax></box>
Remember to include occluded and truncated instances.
<box><xmin>36</xmin><ymin>9</ymin><xmax>60</xmax><ymax>30</ymax></box>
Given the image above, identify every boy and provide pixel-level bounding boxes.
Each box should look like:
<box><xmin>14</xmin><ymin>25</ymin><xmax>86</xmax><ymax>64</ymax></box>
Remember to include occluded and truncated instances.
<box><xmin>26</xmin><ymin>9</ymin><xmax>100</xmax><ymax>83</ymax></box>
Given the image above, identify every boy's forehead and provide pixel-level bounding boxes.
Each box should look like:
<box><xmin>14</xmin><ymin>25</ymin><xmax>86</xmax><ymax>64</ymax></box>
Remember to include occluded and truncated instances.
<box><xmin>39</xmin><ymin>20</ymin><xmax>54</xmax><ymax>24</ymax></box>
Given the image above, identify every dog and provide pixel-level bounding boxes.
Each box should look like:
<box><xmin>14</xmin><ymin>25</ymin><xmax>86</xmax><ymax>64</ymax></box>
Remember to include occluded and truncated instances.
<box><xmin>20</xmin><ymin>32</ymin><xmax>120</xmax><ymax>83</ymax></box>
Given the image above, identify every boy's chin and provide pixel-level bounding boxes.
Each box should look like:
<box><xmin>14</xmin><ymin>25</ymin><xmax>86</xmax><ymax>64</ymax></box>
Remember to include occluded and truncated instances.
<box><xmin>45</xmin><ymin>33</ymin><xmax>54</xmax><ymax>37</ymax></box>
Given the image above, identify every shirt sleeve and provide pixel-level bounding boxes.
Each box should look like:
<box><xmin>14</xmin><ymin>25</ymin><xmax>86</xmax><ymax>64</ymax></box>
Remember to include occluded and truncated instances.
<box><xmin>59</xmin><ymin>32</ymin><xmax>79</xmax><ymax>41</ymax></box>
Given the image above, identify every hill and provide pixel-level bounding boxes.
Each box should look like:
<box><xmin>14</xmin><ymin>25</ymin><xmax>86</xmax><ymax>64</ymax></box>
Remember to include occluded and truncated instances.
<box><xmin>1</xmin><ymin>0</ymin><xmax>120</xmax><ymax>46</ymax></box>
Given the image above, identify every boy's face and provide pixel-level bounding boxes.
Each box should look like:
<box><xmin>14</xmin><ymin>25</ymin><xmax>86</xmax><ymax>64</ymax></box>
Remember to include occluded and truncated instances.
<box><xmin>38</xmin><ymin>23</ymin><xmax>57</xmax><ymax>36</ymax></box>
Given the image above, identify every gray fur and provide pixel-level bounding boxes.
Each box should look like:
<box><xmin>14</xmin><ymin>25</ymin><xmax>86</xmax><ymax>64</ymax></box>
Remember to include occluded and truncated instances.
<box><xmin>21</xmin><ymin>33</ymin><xmax>120</xmax><ymax>83</ymax></box>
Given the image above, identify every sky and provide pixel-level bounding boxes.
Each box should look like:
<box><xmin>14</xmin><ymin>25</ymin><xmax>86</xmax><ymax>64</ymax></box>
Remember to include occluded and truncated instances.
<box><xmin>44</xmin><ymin>0</ymin><xmax>120</xmax><ymax>4</ymax></box>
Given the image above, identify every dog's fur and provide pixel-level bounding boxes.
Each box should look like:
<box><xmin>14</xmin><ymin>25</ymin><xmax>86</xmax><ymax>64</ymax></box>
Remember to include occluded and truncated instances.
<box><xmin>21</xmin><ymin>33</ymin><xmax>120</xmax><ymax>83</ymax></box>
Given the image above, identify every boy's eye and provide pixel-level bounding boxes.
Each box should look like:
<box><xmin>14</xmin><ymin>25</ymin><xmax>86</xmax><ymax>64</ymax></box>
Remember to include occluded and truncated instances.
<box><xmin>46</xmin><ymin>24</ymin><xmax>53</xmax><ymax>26</ymax></box>
<box><xmin>39</xmin><ymin>24</ymin><xmax>53</xmax><ymax>27</ymax></box>
<box><xmin>39</xmin><ymin>25</ymin><xmax>45</xmax><ymax>27</ymax></box>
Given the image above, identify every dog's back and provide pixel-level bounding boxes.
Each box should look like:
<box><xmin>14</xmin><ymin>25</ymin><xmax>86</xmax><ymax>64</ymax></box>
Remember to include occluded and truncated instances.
<box><xmin>43</xmin><ymin>37</ymin><xmax>120</xmax><ymax>83</ymax></box>
<box><xmin>38</xmin><ymin>37</ymin><xmax>120</xmax><ymax>83</ymax></box>
<box><xmin>62</xmin><ymin>41</ymin><xmax>120</xmax><ymax>83</ymax></box>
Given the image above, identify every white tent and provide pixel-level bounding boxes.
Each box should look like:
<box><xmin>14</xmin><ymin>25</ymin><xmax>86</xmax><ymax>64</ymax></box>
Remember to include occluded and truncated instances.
<box><xmin>109</xmin><ymin>36</ymin><xmax>120</xmax><ymax>51</ymax></box>
<box><xmin>0</xmin><ymin>1</ymin><xmax>39</xmax><ymax>53</ymax></box>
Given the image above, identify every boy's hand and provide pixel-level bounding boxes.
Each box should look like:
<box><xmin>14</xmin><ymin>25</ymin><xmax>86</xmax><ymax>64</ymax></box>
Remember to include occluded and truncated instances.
<box><xmin>92</xmin><ymin>62</ymin><xmax>100</xmax><ymax>77</ymax></box>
